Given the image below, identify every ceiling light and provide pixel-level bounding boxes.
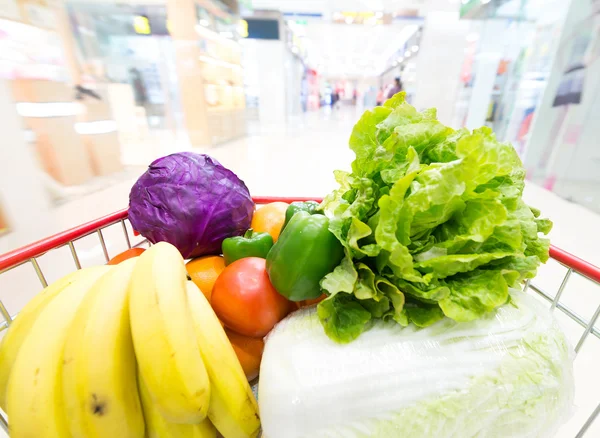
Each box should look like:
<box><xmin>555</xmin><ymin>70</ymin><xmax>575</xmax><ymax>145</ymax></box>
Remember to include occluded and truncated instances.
<box><xmin>411</xmin><ymin>45</ymin><xmax>419</xmax><ymax>52</ymax></box>
<box><xmin>392</xmin><ymin>60</ymin><xmax>398</xmax><ymax>66</ymax></box>
<box><xmin>375</xmin><ymin>11</ymin><xmax>383</xmax><ymax>18</ymax></box>
<box><xmin>481</xmin><ymin>0</ymin><xmax>491</xmax><ymax>3</ymax></box>
<box><xmin>75</xmin><ymin>120</ymin><xmax>117</xmax><ymax>135</ymax></box>
<box><xmin>199</xmin><ymin>19</ymin><xmax>210</xmax><ymax>27</ymax></box>
<box><xmin>398</xmin><ymin>57</ymin><xmax>404</xmax><ymax>63</ymax></box>
<box><xmin>404</xmin><ymin>50</ymin><xmax>411</xmax><ymax>57</ymax></box>
<box><xmin>345</xmin><ymin>16</ymin><xmax>354</xmax><ymax>24</ymax></box>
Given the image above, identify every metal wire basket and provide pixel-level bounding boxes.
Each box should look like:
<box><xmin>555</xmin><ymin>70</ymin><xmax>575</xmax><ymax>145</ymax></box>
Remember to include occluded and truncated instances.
<box><xmin>0</xmin><ymin>196</ymin><xmax>599</xmax><ymax>437</ymax></box>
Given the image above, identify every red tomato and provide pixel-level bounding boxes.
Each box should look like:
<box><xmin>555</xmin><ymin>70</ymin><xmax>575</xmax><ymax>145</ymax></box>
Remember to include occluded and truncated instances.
<box><xmin>211</xmin><ymin>257</ymin><xmax>293</xmax><ymax>337</ymax></box>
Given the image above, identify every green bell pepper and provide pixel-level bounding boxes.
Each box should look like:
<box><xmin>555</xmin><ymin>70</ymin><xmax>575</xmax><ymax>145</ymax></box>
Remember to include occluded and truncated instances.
<box><xmin>266</xmin><ymin>211</ymin><xmax>344</xmax><ymax>301</ymax></box>
<box><xmin>282</xmin><ymin>201</ymin><xmax>320</xmax><ymax>231</ymax></box>
<box><xmin>222</xmin><ymin>229</ymin><xmax>273</xmax><ymax>266</ymax></box>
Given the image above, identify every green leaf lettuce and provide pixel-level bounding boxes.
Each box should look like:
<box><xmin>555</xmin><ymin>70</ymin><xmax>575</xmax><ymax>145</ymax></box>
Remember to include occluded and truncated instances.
<box><xmin>317</xmin><ymin>92</ymin><xmax>552</xmax><ymax>343</ymax></box>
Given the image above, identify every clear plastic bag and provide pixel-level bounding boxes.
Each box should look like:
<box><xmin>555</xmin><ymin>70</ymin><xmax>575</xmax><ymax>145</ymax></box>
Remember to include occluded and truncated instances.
<box><xmin>259</xmin><ymin>290</ymin><xmax>574</xmax><ymax>438</ymax></box>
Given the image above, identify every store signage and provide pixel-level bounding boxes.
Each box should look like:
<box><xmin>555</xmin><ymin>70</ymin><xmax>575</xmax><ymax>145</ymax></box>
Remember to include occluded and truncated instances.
<box><xmin>133</xmin><ymin>15</ymin><xmax>151</xmax><ymax>35</ymax></box>
<box><xmin>238</xmin><ymin>19</ymin><xmax>248</xmax><ymax>38</ymax></box>
<box><xmin>244</xmin><ymin>18</ymin><xmax>279</xmax><ymax>40</ymax></box>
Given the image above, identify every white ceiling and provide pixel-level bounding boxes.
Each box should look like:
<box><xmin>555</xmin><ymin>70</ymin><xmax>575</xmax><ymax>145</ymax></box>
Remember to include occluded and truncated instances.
<box><xmin>252</xmin><ymin>0</ymin><xmax>426</xmax><ymax>14</ymax></box>
<box><xmin>298</xmin><ymin>21</ymin><xmax>420</xmax><ymax>77</ymax></box>
<box><xmin>252</xmin><ymin>0</ymin><xmax>424</xmax><ymax>77</ymax></box>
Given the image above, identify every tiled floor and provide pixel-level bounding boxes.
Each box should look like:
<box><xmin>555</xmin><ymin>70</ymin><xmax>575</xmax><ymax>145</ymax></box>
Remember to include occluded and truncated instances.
<box><xmin>1</xmin><ymin>105</ymin><xmax>600</xmax><ymax>437</ymax></box>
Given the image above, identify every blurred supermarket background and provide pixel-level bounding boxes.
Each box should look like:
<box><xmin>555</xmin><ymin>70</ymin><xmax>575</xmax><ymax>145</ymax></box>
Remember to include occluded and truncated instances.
<box><xmin>3</xmin><ymin>2</ymin><xmax>600</xmax><ymax>436</ymax></box>
<box><xmin>1</xmin><ymin>0</ymin><xmax>599</xmax><ymax>255</ymax></box>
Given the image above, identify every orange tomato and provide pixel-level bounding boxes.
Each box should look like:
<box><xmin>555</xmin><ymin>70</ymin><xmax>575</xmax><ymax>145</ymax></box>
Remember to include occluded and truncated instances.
<box><xmin>225</xmin><ymin>328</ymin><xmax>264</xmax><ymax>381</ymax></box>
<box><xmin>250</xmin><ymin>202</ymin><xmax>288</xmax><ymax>242</ymax></box>
<box><xmin>211</xmin><ymin>257</ymin><xmax>294</xmax><ymax>337</ymax></box>
<box><xmin>107</xmin><ymin>248</ymin><xmax>145</xmax><ymax>265</ymax></box>
<box><xmin>186</xmin><ymin>255</ymin><xmax>226</xmax><ymax>302</ymax></box>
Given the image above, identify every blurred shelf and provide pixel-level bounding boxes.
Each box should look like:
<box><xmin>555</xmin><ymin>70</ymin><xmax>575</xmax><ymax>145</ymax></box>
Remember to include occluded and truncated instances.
<box><xmin>196</xmin><ymin>25</ymin><xmax>241</xmax><ymax>50</ymax></box>
<box><xmin>199</xmin><ymin>55</ymin><xmax>242</xmax><ymax>70</ymax></box>
<box><xmin>207</xmin><ymin>107</ymin><xmax>245</xmax><ymax>113</ymax></box>
<box><xmin>206</xmin><ymin>108</ymin><xmax>246</xmax><ymax>145</ymax></box>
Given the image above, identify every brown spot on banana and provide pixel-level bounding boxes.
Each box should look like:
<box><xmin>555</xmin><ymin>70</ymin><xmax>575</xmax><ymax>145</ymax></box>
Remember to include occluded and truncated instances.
<box><xmin>90</xmin><ymin>393</ymin><xmax>108</xmax><ymax>416</ymax></box>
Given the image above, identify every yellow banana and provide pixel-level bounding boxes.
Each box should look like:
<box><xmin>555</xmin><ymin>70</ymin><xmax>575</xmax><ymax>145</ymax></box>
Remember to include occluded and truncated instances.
<box><xmin>0</xmin><ymin>268</ymin><xmax>92</xmax><ymax>410</ymax></box>
<box><xmin>129</xmin><ymin>242</ymin><xmax>210</xmax><ymax>423</ymax></box>
<box><xmin>62</xmin><ymin>259</ymin><xmax>144</xmax><ymax>438</ymax></box>
<box><xmin>6</xmin><ymin>265</ymin><xmax>111</xmax><ymax>438</ymax></box>
<box><xmin>186</xmin><ymin>281</ymin><xmax>261</xmax><ymax>438</ymax></box>
<box><xmin>139</xmin><ymin>373</ymin><xmax>216</xmax><ymax>438</ymax></box>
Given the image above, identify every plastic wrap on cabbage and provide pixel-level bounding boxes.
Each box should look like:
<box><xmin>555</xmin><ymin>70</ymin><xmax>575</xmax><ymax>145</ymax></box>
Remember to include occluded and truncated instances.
<box><xmin>259</xmin><ymin>291</ymin><xmax>574</xmax><ymax>438</ymax></box>
<box><xmin>318</xmin><ymin>92</ymin><xmax>553</xmax><ymax>343</ymax></box>
<box><xmin>129</xmin><ymin>152</ymin><xmax>254</xmax><ymax>258</ymax></box>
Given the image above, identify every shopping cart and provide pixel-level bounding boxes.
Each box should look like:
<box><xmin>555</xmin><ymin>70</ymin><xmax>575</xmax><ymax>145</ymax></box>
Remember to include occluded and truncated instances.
<box><xmin>0</xmin><ymin>196</ymin><xmax>599</xmax><ymax>437</ymax></box>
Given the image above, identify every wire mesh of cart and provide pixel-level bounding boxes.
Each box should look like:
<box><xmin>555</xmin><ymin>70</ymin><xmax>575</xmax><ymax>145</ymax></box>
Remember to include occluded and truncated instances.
<box><xmin>0</xmin><ymin>196</ymin><xmax>599</xmax><ymax>437</ymax></box>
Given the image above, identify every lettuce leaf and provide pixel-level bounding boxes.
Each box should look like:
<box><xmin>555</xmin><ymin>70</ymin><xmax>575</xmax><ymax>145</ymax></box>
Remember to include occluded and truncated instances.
<box><xmin>317</xmin><ymin>294</ymin><xmax>371</xmax><ymax>344</ymax></box>
<box><xmin>318</xmin><ymin>92</ymin><xmax>552</xmax><ymax>343</ymax></box>
<box><xmin>439</xmin><ymin>269</ymin><xmax>509</xmax><ymax>322</ymax></box>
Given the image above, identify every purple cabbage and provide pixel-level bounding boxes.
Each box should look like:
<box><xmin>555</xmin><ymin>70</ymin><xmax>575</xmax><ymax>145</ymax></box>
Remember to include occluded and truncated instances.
<box><xmin>128</xmin><ymin>152</ymin><xmax>254</xmax><ymax>259</ymax></box>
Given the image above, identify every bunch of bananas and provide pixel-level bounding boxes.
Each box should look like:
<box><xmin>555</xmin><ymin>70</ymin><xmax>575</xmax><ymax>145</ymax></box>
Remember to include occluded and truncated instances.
<box><xmin>0</xmin><ymin>242</ymin><xmax>260</xmax><ymax>438</ymax></box>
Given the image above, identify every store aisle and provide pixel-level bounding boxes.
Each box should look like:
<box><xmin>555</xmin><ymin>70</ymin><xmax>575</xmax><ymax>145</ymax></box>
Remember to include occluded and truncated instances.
<box><xmin>1</xmin><ymin>106</ymin><xmax>600</xmax><ymax>437</ymax></box>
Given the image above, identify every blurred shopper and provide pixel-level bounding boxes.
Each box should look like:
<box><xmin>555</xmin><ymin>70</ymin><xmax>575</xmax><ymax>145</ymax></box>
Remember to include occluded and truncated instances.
<box><xmin>74</xmin><ymin>85</ymin><xmax>101</xmax><ymax>101</ymax></box>
<box><xmin>129</xmin><ymin>67</ymin><xmax>148</xmax><ymax>108</ymax></box>
<box><xmin>332</xmin><ymin>91</ymin><xmax>340</xmax><ymax>109</ymax></box>
<box><xmin>376</xmin><ymin>87</ymin><xmax>384</xmax><ymax>105</ymax></box>
<box><xmin>387</xmin><ymin>77</ymin><xmax>403</xmax><ymax>98</ymax></box>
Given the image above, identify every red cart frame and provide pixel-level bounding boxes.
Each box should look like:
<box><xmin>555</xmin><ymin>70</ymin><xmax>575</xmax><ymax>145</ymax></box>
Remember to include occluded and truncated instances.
<box><xmin>1</xmin><ymin>196</ymin><xmax>600</xmax><ymax>437</ymax></box>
